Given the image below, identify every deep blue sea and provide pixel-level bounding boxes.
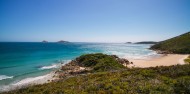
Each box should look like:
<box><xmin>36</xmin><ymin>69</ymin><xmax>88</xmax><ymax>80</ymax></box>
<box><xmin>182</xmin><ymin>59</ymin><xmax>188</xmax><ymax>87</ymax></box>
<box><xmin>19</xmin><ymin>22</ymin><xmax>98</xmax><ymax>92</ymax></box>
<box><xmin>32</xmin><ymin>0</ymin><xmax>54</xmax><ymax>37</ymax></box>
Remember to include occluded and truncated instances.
<box><xmin>0</xmin><ymin>42</ymin><xmax>159</xmax><ymax>91</ymax></box>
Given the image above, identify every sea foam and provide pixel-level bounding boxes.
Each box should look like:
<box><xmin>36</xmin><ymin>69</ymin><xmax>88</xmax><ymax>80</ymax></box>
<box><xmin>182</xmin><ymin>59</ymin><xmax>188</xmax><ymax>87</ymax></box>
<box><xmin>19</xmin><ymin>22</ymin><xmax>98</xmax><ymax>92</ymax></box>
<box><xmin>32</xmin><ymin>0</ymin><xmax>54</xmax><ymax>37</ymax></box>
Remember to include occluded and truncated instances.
<box><xmin>0</xmin><ymin>75</ymin><xmax>13</xmax><ymax>80</ymax></box>
<box><xmin>39</xmin><ymin>60</ymin><xmax>71</xmax><ymax>70</ymax></box>
<box><xmin>12</xmin><ymin>74</ymin><xmax>51</xmax><ymax>86</ymax></box>
<box><xmin>39</xmin><ymin>64</ymin><xmax>58</xmax><ymax>70</ymax></box>
<box><xmin>0</xmin><ymin>73</ymin><xmax>53</xmax><ymax>92</ymax></box>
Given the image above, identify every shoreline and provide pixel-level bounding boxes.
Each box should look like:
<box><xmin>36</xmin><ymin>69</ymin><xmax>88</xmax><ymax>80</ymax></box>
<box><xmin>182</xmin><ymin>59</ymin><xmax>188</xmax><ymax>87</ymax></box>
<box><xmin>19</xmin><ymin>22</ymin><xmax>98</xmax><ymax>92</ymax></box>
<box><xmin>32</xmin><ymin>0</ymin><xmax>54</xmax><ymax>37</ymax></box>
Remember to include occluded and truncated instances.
<box><xmin>0</xmin><ymin>71</ymin><xmax>59</xmax><ymax>93</ymax></box>
<box><xmin>0</xmin><ymin>62</ymin><xmax>68</xmax><ymax>92</ymax></box>
<box><xmin>128</xmin><ymin>54</ymin><xmax>189</xmax><ymax>68</ymax></box>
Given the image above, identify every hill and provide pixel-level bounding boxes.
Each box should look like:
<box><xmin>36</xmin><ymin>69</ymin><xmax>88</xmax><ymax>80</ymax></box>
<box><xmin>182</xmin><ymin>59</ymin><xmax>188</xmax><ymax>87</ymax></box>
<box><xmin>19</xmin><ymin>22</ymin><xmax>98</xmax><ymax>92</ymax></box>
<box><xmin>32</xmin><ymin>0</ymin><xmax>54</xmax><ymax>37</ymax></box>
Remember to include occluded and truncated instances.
<box><xmin>150</xmin><ymin>32</ymin><xmax>190</xmax><ymax>54</ymax></box>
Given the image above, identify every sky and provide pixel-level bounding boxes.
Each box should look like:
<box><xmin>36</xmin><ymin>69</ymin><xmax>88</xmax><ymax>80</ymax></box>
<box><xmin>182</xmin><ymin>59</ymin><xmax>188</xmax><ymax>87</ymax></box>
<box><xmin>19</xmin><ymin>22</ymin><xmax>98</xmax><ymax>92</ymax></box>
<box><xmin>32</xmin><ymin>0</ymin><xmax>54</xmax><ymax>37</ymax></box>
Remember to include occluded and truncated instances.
<box><xmin>0</xmin><ymin>0</ymin><xmax>190</xmax><ymax>42</ymax></box>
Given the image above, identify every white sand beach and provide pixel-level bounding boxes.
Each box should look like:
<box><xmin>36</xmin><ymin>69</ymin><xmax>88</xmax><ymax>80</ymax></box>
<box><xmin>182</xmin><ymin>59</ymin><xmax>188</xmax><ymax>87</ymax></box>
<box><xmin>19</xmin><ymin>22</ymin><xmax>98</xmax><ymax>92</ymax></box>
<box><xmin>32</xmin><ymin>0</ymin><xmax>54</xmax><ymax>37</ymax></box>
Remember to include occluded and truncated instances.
<box><xmin>0</xmin><ymin>72</ymin><xmax>58</xmax><ymax>92</ymax></box>
<box><xmin>128</xmin><ymin>54</ymin><xmax>189</xmax><ymax>68</ymax></box>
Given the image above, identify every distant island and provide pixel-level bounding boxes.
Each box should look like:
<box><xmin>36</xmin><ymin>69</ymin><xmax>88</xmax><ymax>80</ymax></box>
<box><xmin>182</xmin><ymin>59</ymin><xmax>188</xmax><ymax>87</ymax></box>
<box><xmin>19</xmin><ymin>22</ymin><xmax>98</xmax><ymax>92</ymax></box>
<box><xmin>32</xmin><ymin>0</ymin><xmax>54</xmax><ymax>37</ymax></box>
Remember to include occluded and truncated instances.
<box><xmin>57</xmin><ymin>40</ymin><xmax>70</xmax><ymax>43</ymax></box>
<box><xmin>135</xmin><ymin>41</ymin><xmax>158</xmax><ymax>44</ymax></box>
<box><xmin>41</xmin><ymin>40</ymin><xmax>70</xmax><ymax>43</ymax></box>
<box><xmin>125</xmin><ymin>42</ymin><xmax>132</xmax><ymax>44</ymax></box>
<box><xmin>42</xmin><ymin>40</ymin><xmax>48</xmax><ymax>43</ymax></box>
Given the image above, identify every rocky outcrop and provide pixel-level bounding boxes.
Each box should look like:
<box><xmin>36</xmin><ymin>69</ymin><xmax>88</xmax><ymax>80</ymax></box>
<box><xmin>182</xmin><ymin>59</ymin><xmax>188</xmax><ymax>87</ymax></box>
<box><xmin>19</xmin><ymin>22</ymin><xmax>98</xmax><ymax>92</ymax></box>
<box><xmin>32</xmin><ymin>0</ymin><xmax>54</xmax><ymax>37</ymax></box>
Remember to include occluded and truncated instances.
<box><xmin>57</xmin><ymin>54</ymin><xmax>131</xmax><ymax>78</ymax></box>
<box><xmin>58</xmin><ymin>60</ymin><xmax>91</xmax><ymax>78</ymax></box>
<box><xmin>155</xmin><ymin>50</ymin><xmax>172</xmax><ymax>54</ymax></box>
<box><xmin>110</xmin><ymin>55</ymin><xmax>130</xmax><ymax>66</ymax></box>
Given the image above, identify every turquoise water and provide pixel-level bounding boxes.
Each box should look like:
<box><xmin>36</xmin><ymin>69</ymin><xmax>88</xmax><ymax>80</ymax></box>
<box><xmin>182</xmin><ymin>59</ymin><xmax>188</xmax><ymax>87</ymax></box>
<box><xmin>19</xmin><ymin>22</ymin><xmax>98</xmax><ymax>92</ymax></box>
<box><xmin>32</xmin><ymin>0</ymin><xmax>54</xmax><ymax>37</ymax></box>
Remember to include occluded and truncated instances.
<box><xmin>0</xmin><ymin>42</ymin><xmax>159</xmax><ymax>91</ymax></box>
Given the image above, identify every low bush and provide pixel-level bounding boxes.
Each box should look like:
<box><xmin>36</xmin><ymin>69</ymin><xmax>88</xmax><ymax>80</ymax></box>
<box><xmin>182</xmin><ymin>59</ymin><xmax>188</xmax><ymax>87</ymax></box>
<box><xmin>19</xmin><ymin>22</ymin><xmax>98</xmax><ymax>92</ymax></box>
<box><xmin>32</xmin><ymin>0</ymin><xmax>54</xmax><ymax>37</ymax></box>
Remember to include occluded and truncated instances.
<box><xmin>3</xmin><ymin>64</ymin><xmax>190</xmax><ymax>94</ymax></box>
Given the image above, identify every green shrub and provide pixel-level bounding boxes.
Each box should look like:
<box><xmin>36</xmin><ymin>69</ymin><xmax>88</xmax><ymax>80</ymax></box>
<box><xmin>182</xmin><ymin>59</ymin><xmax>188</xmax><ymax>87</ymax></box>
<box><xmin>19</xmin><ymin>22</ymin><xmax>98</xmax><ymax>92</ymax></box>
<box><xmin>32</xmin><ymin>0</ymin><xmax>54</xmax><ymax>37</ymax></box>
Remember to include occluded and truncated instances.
<box><xmin>139</xmin><ymin>70</ymin><xmax>156</xmax><ymax>78</ymax></box>
<box><xmin>174</xmin><ymin>76</ymin><xmax>190</xmax><ymax>94</ymax></box>
<box><xmin>76</xmin><ymin>53</ymin><xmax>125</xmax><ymax>72</ymax></box>
<box><xmin>184</xmin><ymin>55</ymin><xmax>190</xmax><ymax>64</ymax></box>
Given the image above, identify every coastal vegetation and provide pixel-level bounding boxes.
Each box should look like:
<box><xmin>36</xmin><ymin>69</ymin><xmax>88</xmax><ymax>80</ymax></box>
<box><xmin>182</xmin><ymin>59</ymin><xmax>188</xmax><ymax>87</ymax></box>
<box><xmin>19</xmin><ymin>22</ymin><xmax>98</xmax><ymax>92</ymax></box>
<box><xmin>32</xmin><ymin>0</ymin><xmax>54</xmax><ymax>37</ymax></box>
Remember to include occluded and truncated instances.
<box><xmin>59</xmin><ymin>53</ymin><xmax>130</xmax><ymax>78</ymax></box>
<box><xmin>2</xmin><ymin>53</ymin><xmax>190</xmax><ymax>94</ymax></box>
<box><xmin>150</xmin><ymin>32</ymin><xmax>190</xmax><ymax>54</ymax></box>
<box><xmin>184</xmin><ymin>55</ymin><xmax>190</xmax><ymax>64</ymax></box>
<box><xmin>72</xmin><ymin>53</ymin><xmax>128</xmax><ymax>72</ymax></box>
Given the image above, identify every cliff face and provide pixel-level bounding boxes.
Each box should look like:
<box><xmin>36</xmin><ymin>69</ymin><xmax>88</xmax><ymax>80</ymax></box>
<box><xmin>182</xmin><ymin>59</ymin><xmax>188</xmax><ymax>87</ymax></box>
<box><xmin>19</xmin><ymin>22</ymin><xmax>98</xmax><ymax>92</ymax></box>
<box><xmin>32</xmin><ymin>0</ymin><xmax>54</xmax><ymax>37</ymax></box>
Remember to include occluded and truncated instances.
<box><xmin>150</xmin><ymin>32</ymin><xmax>190</xmax><ymax>54</ymax></box>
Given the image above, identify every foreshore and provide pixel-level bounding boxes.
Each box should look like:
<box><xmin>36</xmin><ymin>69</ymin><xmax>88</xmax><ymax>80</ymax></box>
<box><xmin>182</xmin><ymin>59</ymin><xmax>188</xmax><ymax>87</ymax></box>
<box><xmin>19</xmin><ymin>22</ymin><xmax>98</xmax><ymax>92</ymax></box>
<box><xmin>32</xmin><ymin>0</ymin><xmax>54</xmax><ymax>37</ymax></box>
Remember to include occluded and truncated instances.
<box><xmin>128</xmin><ymin>54</ymin><xmax>189</xmax><ymax>68</ymax></box>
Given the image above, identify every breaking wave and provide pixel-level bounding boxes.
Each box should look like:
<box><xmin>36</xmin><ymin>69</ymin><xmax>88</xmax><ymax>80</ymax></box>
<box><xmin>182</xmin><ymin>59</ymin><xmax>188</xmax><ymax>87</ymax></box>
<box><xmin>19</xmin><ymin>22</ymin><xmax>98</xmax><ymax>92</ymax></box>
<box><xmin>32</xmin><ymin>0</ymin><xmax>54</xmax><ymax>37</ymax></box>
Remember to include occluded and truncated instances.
<box><xmin>0</xmin><ymin>75</ymin><xmax>13</xmax><ymax>81</ymax></box>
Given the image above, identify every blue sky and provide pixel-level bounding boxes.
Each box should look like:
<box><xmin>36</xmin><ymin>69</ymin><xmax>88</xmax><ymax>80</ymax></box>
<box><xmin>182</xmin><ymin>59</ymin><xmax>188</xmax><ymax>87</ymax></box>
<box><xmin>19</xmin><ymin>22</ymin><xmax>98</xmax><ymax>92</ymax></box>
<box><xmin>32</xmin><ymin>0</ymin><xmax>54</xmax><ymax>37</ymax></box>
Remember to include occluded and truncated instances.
<box><xmin>0</xmin><ymin>0</ymin><xmax>190</xmax><ymax>42</ymax></box>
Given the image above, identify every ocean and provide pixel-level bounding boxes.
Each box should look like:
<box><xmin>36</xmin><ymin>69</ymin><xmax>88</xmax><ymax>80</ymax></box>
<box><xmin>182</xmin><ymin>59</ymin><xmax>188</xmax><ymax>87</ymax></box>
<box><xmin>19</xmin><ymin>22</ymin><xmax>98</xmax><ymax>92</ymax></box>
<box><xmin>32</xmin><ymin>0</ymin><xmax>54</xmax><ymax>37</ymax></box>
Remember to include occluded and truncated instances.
<box><xmin>0</xmin><ymin>42</ymin><xmax>159</xmax><ymax>91</ymax></box>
